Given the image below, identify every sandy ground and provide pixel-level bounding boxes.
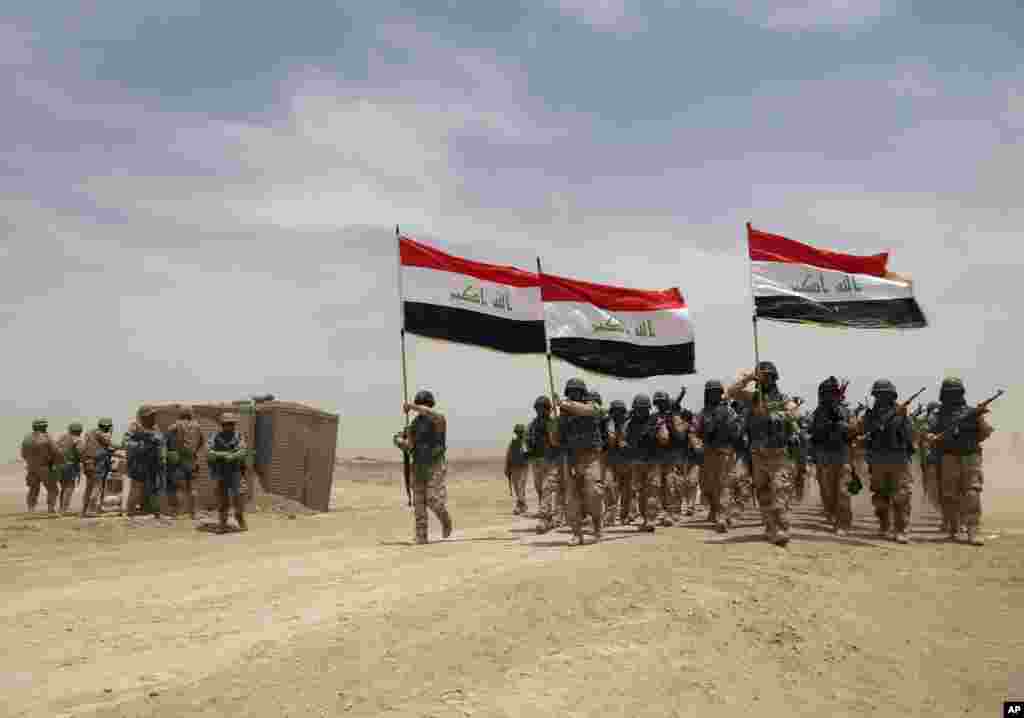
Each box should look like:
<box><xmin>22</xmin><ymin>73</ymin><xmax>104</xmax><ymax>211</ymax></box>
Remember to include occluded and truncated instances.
<box><xmin>1</xmin><ymin>455</ymin><xmax>1022</xmax><ymax>718</ymax></box>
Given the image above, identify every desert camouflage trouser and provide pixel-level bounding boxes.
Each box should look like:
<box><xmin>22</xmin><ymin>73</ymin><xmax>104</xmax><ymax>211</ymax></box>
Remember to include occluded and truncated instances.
<box><xmin>413</xmin><ymin>458</ymin><xmax>450</xmax><ymax>544</ymax></box>
<box><xmin>25</xmin><ymin>467</ymin><xmax>58</xmax><ymax>510</ymax></box>
<box><xmin>750</xmin><ymin>448</ymin><xmax>792</xmax><ymax>534</ymax></box>
<box><xmin>818</xmin><ymin>463</ymin><xmax>853</xmax><ymax>531</ymax></box>
<box><xmin>922</xmin><ymin>463</ymin><xmax>940</xmax><ymax>512</ymax></box>
<box><xmin>530</xmin><ymin>459</ymin><xmax>544</xmax><ymax>506</ymax></box>
<box><xmin>656</xmin><ymin>461</ymin><xmax>684</xmax><ymax>523</ymax></box>
<box><xmin>535</xmin><ymin>458</ymin><xmax>564</xmax><ymax>529</ymax></box>
<box><xmin>605</xmin><ymin>463</ymin><xmax>629</xmax><ymax>522</ymax></box>
<box><xmin>509</xmin><ymin>464</ymin><xmax>528</xmax><ymax>513</ymax></box>
<box><xmin>566</xmin><ymin>449</ymin><xmax>604</xmax><ymax>537</ymax></box>
<box><xmin>939</xmin><ymin>453</ymin><xmax>984</xmax><ymax>533</ymax></box>
<box><xmin>680</xmin><ymin>462</ymin><xmax>699</xmax><ymax>511</ymax></box>
<box><xmin>869</xmin><ymin>463</ymin><xmax>913</xmax><ymax>534</ymax></box>
<box><xmin>700</xmin><ymin>448</ymin><xmax>734</xmax><ymax>527</ymax></box>
<box><xmin>631</xmin><ymin>463</ymin><xmax>660</xmax><ymax>527</ymax></box>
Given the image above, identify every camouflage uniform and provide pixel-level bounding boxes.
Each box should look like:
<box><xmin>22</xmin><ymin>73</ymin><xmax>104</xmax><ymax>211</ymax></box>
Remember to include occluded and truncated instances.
<box><xmin>208</xmin><ymin>413</ymin><xmax>250</xmax><ymax>532</ymax></box>
<box><xmin>397</xmin><ymin>391</ymin><xmax>452</xmax><ymax>544</ymax></box>
<box><xmin>692</xmin><ymin>381</ymin><xmax>741</xmax><ymax>533</ymax></box>
<box><xmin>727</xmin><ymin>362</ymin><xmax>798</xmax><ymax>546</ymax></box>
<box><xmin>809</xmin><ymin>377</ymin><xmax>854</xmax><ymax>534</ymax></box>
<box><xmin>505</xmin><ymin>426</ymin><xmax>529</xmax><ymax>515</ymax></box>
<box><xmin>557</xmin><ymin>379</ymin><xmax>604</xmax><ymax>545</ymax></box>
<box><xmin>79</xmin><ymin>419</ymin><xmax>117</xmax><ymax>515</ymax></box>
<box><xmin>604</xmin><ymin>400</ymin><xmax>630</xmax><ymax>526</ymax></box>
<box><xmin>165</xmin><ymin>408</ymin><xmax>206</xmax><ymax>519</ymax></box>
<box><xmin>21</xmin><ymin>419</ymin><xmax>61</xmax><ymax>513</ymax></box>
<box><xmin>527</xmin><ymin>397</ymin><xmax>563</xmax><ymax>534</ymax></box>
<box><xmin>790</xmin><ymin>413</ymin><xmax>811</xmax><ymax>505</ymax></box>
<box><xmin>927</xmin><ymin>378</ymin><xmax>993</xmax><ymax>546</ymax></box>
<box><xmin>858</xmin><ymin>380</ymin><xmax>915</xmax><ymax>543</ymax></box>
<box><xmin>123</xmin><ymin>407</ymin><xmax>167</xmax><ymax>518</ymax></box>
<box><xmin>652</xmin><ymin>391</ymin><xmax>688</xmax><ymax>527</ymax></box>
<box><xmin>626</xmin><ymin>394</ymin><xmax>659</xmax><ymax>532</ymax></box>
<box><xmin>55</xmin><ymin>424</ymin><xmax>85</xmax><ymax>514</ymax></box>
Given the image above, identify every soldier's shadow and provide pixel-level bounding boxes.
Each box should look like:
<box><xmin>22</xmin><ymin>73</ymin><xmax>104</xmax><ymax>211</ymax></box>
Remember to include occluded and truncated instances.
<box><xmin>529</xmin><ymin>533</ymin><xmax>649</xmax><ymax>548</ymax></box>
<box><xmin>706</xmin><ymin>533</ymin><xmax>881</xmax><ymax>547</ymax></box>
<box><xmin>378</xmin><ymin>537</ymin><xmax>520</xmax><ymax>546</ymax></box>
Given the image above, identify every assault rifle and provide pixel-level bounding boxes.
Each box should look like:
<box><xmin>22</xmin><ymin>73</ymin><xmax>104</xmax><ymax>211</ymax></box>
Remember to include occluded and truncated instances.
<box><xmin>931</xmin><ymin>389</ymin><xmax>1005</xmax><ymax>443</ymax></box>
<box><xmin>856</xmin><ymin>387</ymin><xmax>927</xmax><ymax>442</ymax></box>
<box><xmin>394</xmin><ymin>428</ymin><xmax>412</xmax><ymax>506</ymax></box>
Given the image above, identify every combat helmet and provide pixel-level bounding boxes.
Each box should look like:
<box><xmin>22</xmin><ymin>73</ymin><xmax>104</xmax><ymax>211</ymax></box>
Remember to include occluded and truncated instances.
<box><xmin>513</xmin><ymin>424</ymin><xmax>525</xmax><ymax>435</ymax></box>
<box><xmin>940</xmin><ymin>376</ymin><xmax>965</xmax><ymax>399</ymax></box>
<box><xmin>533</xmin><ymin>395</ymin><xmax>552</xmax><ymax>411</ymax></box>
<box><xmin>870</xmin><ymin>379</ymin><xmax>897</xmax><ymax>397</ymax></box>
<box><xmin>652</xmin><ymin>390</ymin><xmax>671</xmax><ymax>409</ymax></box>
<box><xmin>608</xmin><ymin>399</ymin><xmax>628</xmax><ymax>414</ymax></box>
<box><xmin>588</xmin><ymin>391</ymin><xmax>603</xmax><ymax>406</ymax></box>
<box><xmin>98</xmin><ymin>417</ymin><xmax>113</xmax><ymax>430</ymax></box>
<box><xmin>31</xmin><ymin>418</ymin><xmax>48</xmax><ymax>431</ymax></box>
<box><xmin>413</xmin><ymin>389</ymin><xmax>435</xmax><ymax>407</ymax></box>
<box><xmin>564</xmin><ymin>378</ymin><xmax>587</xmax><ymax>400</ymax></box>
<box><xmin>757</xmin><ymin>361</ymin><xmax>779</xmax><ymax>379</ymax></box>
<box><xmin>68</xmin><ymin>422</ymin><xmax>83</xmax><ymax>434</ymax></box>
<box><xmin>819</xmin><ymin>376</ymin><xmax>840</xmax><ymax>396</ymax></box>
<box><xmin>631</xmin><ymin>393</ymin><xmax>652</xmax><ymax>412</ymax></box>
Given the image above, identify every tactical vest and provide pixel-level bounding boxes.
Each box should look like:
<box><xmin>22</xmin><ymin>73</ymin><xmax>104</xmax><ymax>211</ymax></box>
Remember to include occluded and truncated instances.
<box><xmin>126</xmin><ymin>426</ymin><xmax>164</xmax><ymax>478</ymax></box>
<box><xmin>606</xmin><ymin>419</ymin><xmax>630</xmax><ymax>464</ymax></box>
<box><xmin>560</xmin><ymin>412</ymin><xmax>602</xmax><ymax>451</ymax></box>
<box><xmin>410</xmin><ymin>414</ymin><xmax>445</xmax><ymax>465</ymax></box>
<box><xmin>625</xmin><ymin>414</ymin><xmax>656</xmax><ymax>461</ymax></box>
<box><xmin>652</xmin><ymin>410</ymin><xmax>687</xmax><ymax>461</ymax></box>
<box><xmin>743</xmin><ymin>389</ymin><xmax>791</xmax><ymax>449</ymax></box>
<box><xmin>810</xmin><ymin>403</ymin><xmax>850</xmax><ymax>450</ymax></box>
<box><xmin>209</xmin><ymin>430</ymin><xmax>244</xmax><ymax>479</ymax></box>
<box><xmin>21</xmin><ymin>432</ymin><xmax>56</xmax><ymax>471</ymax></box>
<box><xmin>932</xmin><ymin>404</ymin><xmax>981</xmax><ymax>454</ymax></box>
<box><xmin>699</xmin><ymin>403</ymin><xmax>738</xmax><ymax>450</ymax></box>
<box><xmin>864</xmin><ymin>407</ymin><xmax>912</xmax><ymax>452</ymax></box>
<box><xmin>56</xmin><ymin>434</ymin><xmax>82</xmax><ymax>466</ymax></box>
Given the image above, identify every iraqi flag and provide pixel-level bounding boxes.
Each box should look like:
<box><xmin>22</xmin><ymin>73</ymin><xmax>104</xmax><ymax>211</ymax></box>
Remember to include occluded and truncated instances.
<box><xmin>398</xmin><ymin>235</ymin><xmax>547</xmax><ymax>354</ymax></box>
<box><xmin>541</xmin><ymin>273</ymin><xmax>696</xmax><ymax>378</ymax></box>
<box><xmin>748</xmin><ymin>225</ymin><xmax>928</xmax><ymax>329</ymax></box>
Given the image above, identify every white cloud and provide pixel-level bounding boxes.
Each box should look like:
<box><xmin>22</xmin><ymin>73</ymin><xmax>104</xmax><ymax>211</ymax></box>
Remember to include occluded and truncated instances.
<box><xmin>549</xmin><ymin>0</ymin><xmax>648</xmax><ymax>32</ymax></box>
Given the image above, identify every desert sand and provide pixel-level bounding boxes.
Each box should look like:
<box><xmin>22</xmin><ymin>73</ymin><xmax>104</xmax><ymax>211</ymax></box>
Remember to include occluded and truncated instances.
<box><xmin>1</xmin><ymin>444</ymin><xmax>1021</xmax><ymax>717</ymax></box>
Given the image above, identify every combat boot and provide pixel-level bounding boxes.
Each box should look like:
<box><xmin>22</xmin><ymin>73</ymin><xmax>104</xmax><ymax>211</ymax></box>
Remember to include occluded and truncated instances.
<box><xmin>895</xmin><ymin>532</ymin><xmax>909</xmax><ymax>544</ymax></box>
<box><xmin>440</xmin><ymin>510</ymin><xmax>453</xmax><ymax>538</ymax></box>
<box><xmin>187</xmin><ymin>493</ymin><xmax>197</xmax><ymax>521</ymax></box>
<box><xmin>967</xmin><ymin>528</ymin><xmax>984</xmax><ymax>546</ymax></box>
<box><xmin>715</xmin><ymin>519</ymin><xmax>728</xmax><ymax>534</ymax></box>
<box><xmin>569</xmin><ymin>533</ymin><xmax>585</xmax><ymax>546</ymax></box>
<box><xmin>233</xmin><ymin>496</ymin><xmax>247</xmax><ymax>531</ymax></box>
<box><xmin>535</xmin><ymin>518</ymin><xmax>553</xmax><ymax>535</ymax></box>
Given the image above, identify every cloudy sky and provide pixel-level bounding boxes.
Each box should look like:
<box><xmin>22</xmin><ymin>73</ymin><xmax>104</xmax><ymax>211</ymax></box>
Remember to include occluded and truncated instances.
<box><xmin>3</xmin><ymin>1</ymin><xmax>1022</xmax><ymax>451</ymax></box>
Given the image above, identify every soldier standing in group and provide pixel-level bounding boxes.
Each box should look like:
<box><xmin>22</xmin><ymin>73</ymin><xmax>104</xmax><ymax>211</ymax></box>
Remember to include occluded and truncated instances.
<box><xmin>525</xmin><ymin>397</ymin><xmax>550</xmax><ymax>509</ymax></box>
<box><xmin>790</xmin><ymin>405</ymin><xmax>811</xmax><ymax>505</ymax></box>
<box><xmin>208</xmin><ymin>412</ymin><xmax>251</xmax><ymax>532</ymax></box>
<box><xmin>605</xmin><ymin>399</ymin><xmax>630</xmax><ymax>526</ymax></box>
<box><xmin>854</xmin><ymin>380</ymin><xmax>915</xmax><ymax>543</ymax></box>
<box><xmin>925</xmin><ymin>378</ymin><xmax>993</xmax><ymax>546</ymax></box>
<box><xmin>692</xmin><ymin>380</ymin><xmax>742</xmax><ymax>533</ymax></box>
<box><xmin>557</xmin><ymin>378</ymin><xmax>604</xmax><ymax>546</ymax></box>
<box><xmin>679</xmin><ymin>409</ymin><xmax>701</xmax><ymax>517</ymax></box>
<box><xmin>626</xmin><ymin>394</ymin><xmax>658</xmax><ymax>533</ymax></box>
<box><xmin>727</xmin><ymin>361</ymin><xmax>799</xmax><ymax>546</ymax></box>
<box><xmin>55</xmin><ymin>422</ymin><xmax>85</xmax><ymax>514</ymax></box>
<box><xmin>505</xmin><ymin>424</ymin><xmax>529</xmax><ymax>515</ymax></box>
<box><xmin>809</xmin><ymin>377</ymin><xmax>855</xmax><ymax>536</ymax></box>
<box><xmin>920</xmin><ymin>402</ymin><xmax>943</xmax><ymax>522</ymax></box>
<box><xmin>123</xmin><ymin>406</ymin><xmax>167</xmax><ymax>518</ymax></box>
<box><xmin>79</xmin><ymin>418</ymin><xmax>117</xmax><ymax>516</ymax></box>
<box><xmin>651</xmin><ymin>391</ymin><xmax>688</xmax><ymax>526</ymax></box>
<box><xmin>165</xmin><ymin>406</ymin><xmax>206</xmax><ymax>520</ymax></box>
<box><xmin>21</xmin><ymin>419</ymin><xmax>61</xmax><ymax>514</ymax></box>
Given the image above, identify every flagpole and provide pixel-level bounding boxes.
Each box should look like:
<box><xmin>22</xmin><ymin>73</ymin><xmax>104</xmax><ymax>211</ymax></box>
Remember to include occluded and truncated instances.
<box><xmin>536</xmin><ymin>257</ymin><xmax>558</xmax><ymax>403</ymax></box>
<box><xmin>747</xmin><ymin>222</ymin><xmax>761</xmax><ymax>369</ymax></box>
<box><xmin>396</xmin><ymin>224</ymin><xmax>412</xmax><ymax>506</ymax></box>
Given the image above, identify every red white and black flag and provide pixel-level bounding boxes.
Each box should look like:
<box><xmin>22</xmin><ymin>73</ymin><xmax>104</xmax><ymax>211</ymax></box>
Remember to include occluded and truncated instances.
<box><xmin>541</xmin><ymin>273</ymin><xmax>696</xmax><ymax>378</ymax></box>
<box><xmin>398</xmin><ymin>235</ymin><xmax>547</xmax><ymax>354</ymax></box>
<box><xmin>748</xmin><ymin>225</ymin><xmax>928</xmax><ymax>329</ymax></box>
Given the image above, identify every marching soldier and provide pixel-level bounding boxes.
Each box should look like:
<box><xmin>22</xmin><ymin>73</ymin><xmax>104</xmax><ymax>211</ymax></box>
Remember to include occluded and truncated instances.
<box><xmin>80</xmin><ymin>418</ymin><xmax>117</xmax><ymax>516</ymax></box>
<box><xmin>692</xmin><ymin>380</ymin><xmax>742</xmax><ymax>533</ymax></box>
<box><xmin>679</xmin><ymin>409</ymin><xmax>701</xmax><ymax>517</ymax></box>
<box><xmin>123</xmin><ymin>406</ymin><xmax>167</xmax><ymax>518</ymax></box>
<box><xmin>588</xmin><ymin>391</ymin><xmax>617</xmax><ymax>525</ymax></box>
<box><xmin>604</xmin><ymin>399</ymin><xmax>631</xmax><ymax>526</ymax></box>
<box><xmin>208</xmin><ymin>412</ymin><xmax>250</xmax><ymax>532</ymax></box>
<box><xmin>920</xmin><ymin>402</ymin><xmax>943</xmax><ymax>524</ymax></box>
<box><xmin>55</xmin><ymin>422</ymin><xmax>85</xmax><ymax>514</ymax></box>
<box><xmin>652</xmin><ymin>390</ymin><xmax>688</xmax><ymax>526</ymax></box>
<box><xmin>505</xmin><ymin>424</ymin><xmax>529</xmax><ymax>515</ymax></box>
<box><xmin>626</xmin><ymin>394</ymin><xmax>658</xmax><ymax>533</ymax></box>
<box><xmin>165</xmin><ymin>406</ymin><xmax>206</xmax><ymax>519</ymax></box>
<box><xmin>393</xmin><ymin>391</ymin><xmax>452</xmax><ymax>544</ymax></box>
<box><xmin>925</xmin><ymin>377</ymin><xmax>994</xmax><ymax>546</ymax></box>
<box><xmin>557</xmin><ymin>378</ymin><xmax>604</xmax><ymax>546</ymax></box>
<box><xmin>809</xmin><ymin>377</ymin><xmax>855</xmax><ymax>536</ymax></box>
<box><xmin>855</xmin><ymin>380</ymin><xmax>915</xmax><ymax>543</ymax></box>
<box><xmin>727</xmin><ymin>361</ymin><xmax>799</xmax><ymax>546</ymax></box>
<box><xmin>527</xmin><ymin>396</ymin><xmax>564</xmax><ymax>534</ymax></box>
<box><xmin>21</xmin><ymin>419</ymin><xmax>61</xmax><ymax>514</ymax></box>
